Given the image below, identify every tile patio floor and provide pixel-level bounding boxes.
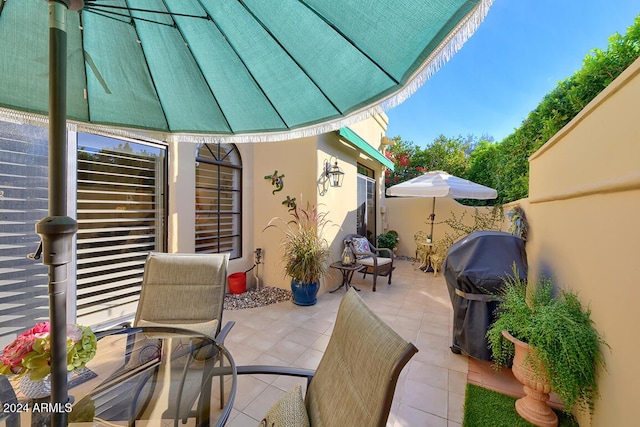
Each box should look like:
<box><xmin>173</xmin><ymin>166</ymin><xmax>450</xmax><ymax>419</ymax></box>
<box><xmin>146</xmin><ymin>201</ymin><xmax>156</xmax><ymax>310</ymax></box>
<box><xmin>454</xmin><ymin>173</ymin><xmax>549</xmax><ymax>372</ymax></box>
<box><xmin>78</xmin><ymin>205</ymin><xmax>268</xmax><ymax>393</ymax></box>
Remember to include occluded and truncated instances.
<box><xmin>221</xmin><ymin>259</ymin><xmax>470</xmax><ymax>427</ymax></box>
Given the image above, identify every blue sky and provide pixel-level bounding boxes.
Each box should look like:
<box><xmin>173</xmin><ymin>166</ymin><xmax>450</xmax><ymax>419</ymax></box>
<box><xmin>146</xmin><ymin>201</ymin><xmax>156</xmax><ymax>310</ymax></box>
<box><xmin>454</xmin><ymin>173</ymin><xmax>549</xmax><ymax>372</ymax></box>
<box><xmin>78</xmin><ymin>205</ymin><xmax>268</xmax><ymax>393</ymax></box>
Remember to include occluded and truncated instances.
<box><xmin>385</xmin><ymin>0</ymin><xmax>640</xmax><ymax>147</ymax></box>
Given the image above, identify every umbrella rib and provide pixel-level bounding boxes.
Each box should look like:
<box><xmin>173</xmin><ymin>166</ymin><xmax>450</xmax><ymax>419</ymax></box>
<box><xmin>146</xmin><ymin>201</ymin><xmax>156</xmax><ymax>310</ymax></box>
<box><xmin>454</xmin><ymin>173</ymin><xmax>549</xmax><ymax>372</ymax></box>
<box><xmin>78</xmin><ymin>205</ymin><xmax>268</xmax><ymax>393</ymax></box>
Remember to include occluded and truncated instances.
<box><xmin>84</xmin><ymin>6</ymin><xmax>174</xmax><ymax>27</ymax></box>
<box><xmin>119</xmin><ymin>0</ymin><xmax>172</xmax><ymax>131</ymax></box>
<box><xmin>193</xmin><ymin>0</ymin><xmax>291</xmax><ymax>130</ymax></box>
<box><xmin>85</xmin><ymin>2</ymin><xmax>210</xmax><ymax>21</ymax></box>
<box><xmin>77</xmin><ymin>12</ymin><xmax>91</xmax><ymax>121</ymax></box>
<box><xmin>297</xmin><ymin>0</ymin><xmax>400</xmax><ymax>85</ymax></box>
<box><xmin>162</xmin><ymin>0</ymin><xmax>233</xmax><ymax>133</ymax></box>
<box><xmin>83</xmin><ymin>8</ymin><xmax>133</xmax><ymax>25</ymax></box>
<box><xmin>0</xmin><ymin>0</ymin><xmax>6</xmax><ymax>17</ymax></box>
<box><xmin>234</xmin><ymin>0</ymin><xmax>344</xmax><ymax>116</ymax></box>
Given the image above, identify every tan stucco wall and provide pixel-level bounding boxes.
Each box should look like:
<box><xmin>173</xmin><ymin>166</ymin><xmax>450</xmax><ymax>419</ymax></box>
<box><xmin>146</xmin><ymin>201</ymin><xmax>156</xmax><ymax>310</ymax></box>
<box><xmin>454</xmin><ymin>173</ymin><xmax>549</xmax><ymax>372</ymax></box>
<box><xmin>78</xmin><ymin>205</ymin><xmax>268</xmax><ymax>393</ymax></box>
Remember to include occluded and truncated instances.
<box><xmin>526</xmin><ymin>56</ymin><xmax>640</xmax><ymax>426</ymax></box>
<box><xmin>385</xmin><ymin>197</ymin><xmax>500</xmax><ymax>258</ymax></box>
<box><xmin>167</xmin><ymin>142</ymin><xmax>258</xmax><ymax>288</ymax></box>
<box><xmin>167</xmin><ymin>115</ymin><xmax>390</xmax><ymax>293</ymax></box>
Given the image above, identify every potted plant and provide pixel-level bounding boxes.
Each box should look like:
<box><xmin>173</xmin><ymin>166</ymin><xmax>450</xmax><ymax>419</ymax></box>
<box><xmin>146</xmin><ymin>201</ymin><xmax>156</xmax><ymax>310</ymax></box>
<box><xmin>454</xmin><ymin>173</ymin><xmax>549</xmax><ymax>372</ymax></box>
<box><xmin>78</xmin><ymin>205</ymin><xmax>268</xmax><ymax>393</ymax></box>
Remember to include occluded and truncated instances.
<box><xmin>264</xmin><ymin>202</ymin><xmax>332</xmax><ymax>306</ymax></box>
<box><xmin>487</xmin><ymin>268</ymin><xmax>608</xmax><ymax>426</ymax></box>
<box><xmin>0</xmin><ymin>321</ymin><xmax>97</xmax><ymax>399</ymax></box>
<box><xmin>376</xmin><ymin>231</ymin><xmax>399</xmax><ymax>256</ymax></box>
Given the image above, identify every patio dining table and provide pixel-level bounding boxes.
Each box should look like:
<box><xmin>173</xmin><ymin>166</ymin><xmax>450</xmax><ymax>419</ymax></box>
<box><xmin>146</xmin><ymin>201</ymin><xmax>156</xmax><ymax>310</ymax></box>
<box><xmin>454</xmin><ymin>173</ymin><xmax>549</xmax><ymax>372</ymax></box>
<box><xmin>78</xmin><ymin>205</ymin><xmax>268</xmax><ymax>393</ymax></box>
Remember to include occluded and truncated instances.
<box><xmin>0</xmin><ymin>326</ymin><xmax>237</xmax><ymax>427</ymax></box>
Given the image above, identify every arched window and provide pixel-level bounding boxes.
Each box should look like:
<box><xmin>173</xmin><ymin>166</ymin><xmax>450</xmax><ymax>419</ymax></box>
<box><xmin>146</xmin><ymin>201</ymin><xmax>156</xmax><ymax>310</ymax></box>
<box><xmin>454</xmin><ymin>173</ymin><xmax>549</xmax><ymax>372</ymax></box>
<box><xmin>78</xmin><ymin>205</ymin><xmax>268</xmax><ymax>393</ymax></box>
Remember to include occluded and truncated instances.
<box><xmin>195</xmin><ymin>143</ymin><xmax>242</xmax><ymax>259</ymax></box>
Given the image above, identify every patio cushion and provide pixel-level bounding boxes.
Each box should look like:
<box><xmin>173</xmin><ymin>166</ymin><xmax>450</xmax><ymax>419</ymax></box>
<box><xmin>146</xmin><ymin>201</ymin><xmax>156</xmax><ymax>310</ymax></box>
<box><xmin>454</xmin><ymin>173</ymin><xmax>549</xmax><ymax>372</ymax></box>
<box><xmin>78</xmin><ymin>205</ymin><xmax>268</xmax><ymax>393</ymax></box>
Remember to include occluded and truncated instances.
<box><xmin>351</xmin><ymin>237</ymin><xmax>370</xmax><ymax>258</ymax></box>
<box><xmin>260</xmin><ymin>385</ymin><xmax>309</xmax><ymax>427</ymax></box>
<box><xmin>358</xmin><ymin>257</ymin><xmax>392</xmax><ymax>267</ymax></box>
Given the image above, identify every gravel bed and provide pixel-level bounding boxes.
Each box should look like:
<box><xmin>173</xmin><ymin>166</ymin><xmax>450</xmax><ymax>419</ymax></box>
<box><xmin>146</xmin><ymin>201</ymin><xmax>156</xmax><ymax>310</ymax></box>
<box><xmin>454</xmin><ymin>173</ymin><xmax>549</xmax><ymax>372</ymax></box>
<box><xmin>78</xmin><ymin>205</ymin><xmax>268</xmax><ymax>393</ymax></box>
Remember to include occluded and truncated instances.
<box><xmin>224</xmin><ymin>257</ymin><xmax>416</xmax><ymax>310</ymax></box>
<box><xmin>224</xmin><ymin>286</ymin><xmax>292</xmax><ymax>310</ymax></box>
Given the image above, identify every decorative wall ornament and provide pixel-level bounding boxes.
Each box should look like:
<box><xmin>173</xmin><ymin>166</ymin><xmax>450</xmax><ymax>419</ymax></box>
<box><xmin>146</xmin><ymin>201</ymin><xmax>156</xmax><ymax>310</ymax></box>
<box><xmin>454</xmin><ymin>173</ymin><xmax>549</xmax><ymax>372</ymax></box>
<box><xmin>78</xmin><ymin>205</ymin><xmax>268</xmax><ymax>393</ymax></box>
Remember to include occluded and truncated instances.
<box><xmin>282</xmin><ymin>196</ymin><xmax>297</xmax><ymax>212</ymax></box>
<box><xmin>264</xmin><ymin>170</ymin><xmax>285</xmax><ymax>194</ymax></box>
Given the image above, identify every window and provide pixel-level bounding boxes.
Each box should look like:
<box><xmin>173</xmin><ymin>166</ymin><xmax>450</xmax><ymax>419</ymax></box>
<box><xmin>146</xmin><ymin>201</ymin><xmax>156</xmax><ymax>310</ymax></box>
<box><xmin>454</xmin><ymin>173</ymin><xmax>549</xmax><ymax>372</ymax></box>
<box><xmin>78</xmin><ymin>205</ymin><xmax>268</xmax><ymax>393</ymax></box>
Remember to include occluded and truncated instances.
<box><xmin>0</xmin><ymin>122</ymin><xmax>168</xmax><ymax>336</ymax></box>
<box><xmin>195</xmin><ymin>143</ymin><xmax>242</xmax><ymax>259</ymax></box>
<box><xmin>0</xmin><ymin>120</ymin><xmax>50</xmax><ymax>346</ymax></box>
<box><xmin>357</xmin><ymin>163</ymin><xmax>376</xmax><ymax>243</ymax></box>
<box><xmin>76</xmin><ymin>133</ymin><xmax>167</xmax><ymax>327</ymax></box>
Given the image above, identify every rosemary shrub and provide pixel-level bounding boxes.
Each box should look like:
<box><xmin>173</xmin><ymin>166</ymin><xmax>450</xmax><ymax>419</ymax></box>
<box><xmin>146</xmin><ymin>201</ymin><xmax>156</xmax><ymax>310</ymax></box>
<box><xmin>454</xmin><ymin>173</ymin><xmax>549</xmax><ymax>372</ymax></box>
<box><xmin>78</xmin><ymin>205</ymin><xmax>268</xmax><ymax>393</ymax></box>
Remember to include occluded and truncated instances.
<box><xmin>264</xmin><ymin>202</ymin><xmax>331</xmax><ymax>284</ymax></box>
<box><xmin>487</xmin><ymin>269</ymin><xmax>608</xmax><ymax>415</ymax></box>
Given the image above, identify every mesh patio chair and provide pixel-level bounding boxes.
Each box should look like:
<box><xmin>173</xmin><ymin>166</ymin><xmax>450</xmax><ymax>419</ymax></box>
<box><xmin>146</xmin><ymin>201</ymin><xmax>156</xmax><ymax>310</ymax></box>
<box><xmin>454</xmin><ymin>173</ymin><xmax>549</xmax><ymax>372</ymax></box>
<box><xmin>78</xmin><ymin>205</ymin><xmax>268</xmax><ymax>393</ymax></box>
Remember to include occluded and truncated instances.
<box><xmin>102</xmin><ymin>252</ymin><xmax>234</xmax><ymax>425</ymax></box>
<box><xmin>345</xmin><ymin>234</ymin><xmax>394</xmax><ymax>291</ymax></box>
<box><xmin>133</xmin><ymin>252</ymin><xmax>233</xmax><ymax>421</ymax></box>
<box><xmin>134</xmin><ymin>252</ymin><xmax>231</xmax><ymax>339</ymax></box>
<box><xmin>238</xmin><ymin>288</ymin><xmax>417</xmax><ymax>426</ymax></box>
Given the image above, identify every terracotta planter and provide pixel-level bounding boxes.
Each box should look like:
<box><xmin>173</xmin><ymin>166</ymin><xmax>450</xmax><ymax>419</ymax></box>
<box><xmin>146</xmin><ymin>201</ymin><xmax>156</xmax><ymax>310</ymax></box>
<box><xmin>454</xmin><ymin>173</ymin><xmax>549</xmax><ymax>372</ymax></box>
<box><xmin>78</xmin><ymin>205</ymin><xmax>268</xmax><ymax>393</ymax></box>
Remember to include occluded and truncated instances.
<box><xmin>502</xmin><ymin>330</ymin><xmax>558</xmax><ymax>427</ymax></box>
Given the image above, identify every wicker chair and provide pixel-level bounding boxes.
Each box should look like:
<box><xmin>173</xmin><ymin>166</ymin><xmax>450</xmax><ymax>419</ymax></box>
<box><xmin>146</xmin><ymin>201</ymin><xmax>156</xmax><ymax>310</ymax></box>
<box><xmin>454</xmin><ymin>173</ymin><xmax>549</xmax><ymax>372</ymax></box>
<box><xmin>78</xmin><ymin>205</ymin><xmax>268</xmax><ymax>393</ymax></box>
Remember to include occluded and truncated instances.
<box><xmin>237</xmin><ymin>288</ymin><xmax>418</xmax><ymax>426</ymax></box>
<box><xmin>344</xmin><ymin>234</ymin><xmax>394</xmax><ymax>291</ymax></box>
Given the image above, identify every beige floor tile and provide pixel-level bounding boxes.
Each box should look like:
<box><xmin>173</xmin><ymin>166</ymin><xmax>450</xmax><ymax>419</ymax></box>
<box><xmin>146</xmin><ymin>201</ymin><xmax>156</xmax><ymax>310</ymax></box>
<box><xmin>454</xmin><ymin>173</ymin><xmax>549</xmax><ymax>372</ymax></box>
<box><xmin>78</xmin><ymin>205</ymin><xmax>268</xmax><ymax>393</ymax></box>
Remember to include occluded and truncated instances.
<box><xmin>222</xmin><ymin>259</ymin><xmax>473</xmax><ymax>426</ymax></box>
<box><xmin>389</xmin><ymin>404</ymin><xmax>448</xmax><ymax>427</ymax></box>
<box><xmin>283</xmin><ymin>327</ymin><xmax>322</xmax><ymax>347</ymax></box>
<box><xmin>309</xmin><ymin>333</ymin><xmax>330</xmax><ymax>352</ymax></box>
<box><xmin>448</xmin><ymin>391</ymin><xmax>466</xmax><ymax>424</ymax></box>
<box><xmin>241</xmin><ymin>384</ymin><xmax>283</xmax><ymax>421</ymax></box>
<box><xmin>292</xmin><ymin>347</ymin><xmax>324</xmax><ymax>371</ymax></box>
<box><xmin>225</xmin><ymin>409</ymin><xmax>261</xmax><ymax>427</ymax></box>
<box><xmin>232</xmin><ymin>375</ymin><xmax>269</xmax><ymax>410</ymax></box>
<box><xmin>448</xmin><ymin>369</ymin><xmax>468</xmax><ymax>395</ymax></box>
<box><xmin>266</xmin><ymin>338</ymin><xmax>308</xmax><ymax>364</ymax></box>
<box><xmin>407</xmin><ymin>359</ymin><xmax>449</xmax><ymax>390</ymax></box>
<box><xmin>402</xmin><ymin>379</ymin><xmax>448</xmax><ymax>418</ymax></box>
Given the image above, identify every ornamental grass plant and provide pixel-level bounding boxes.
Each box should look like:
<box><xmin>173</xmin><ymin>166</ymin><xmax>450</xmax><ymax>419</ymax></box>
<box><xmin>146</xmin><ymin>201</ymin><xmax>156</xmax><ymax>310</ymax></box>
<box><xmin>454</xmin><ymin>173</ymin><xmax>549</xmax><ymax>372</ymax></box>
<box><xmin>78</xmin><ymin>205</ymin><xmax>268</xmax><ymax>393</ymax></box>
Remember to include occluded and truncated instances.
<box><xmin>264</xmin><ymin>202</ymin><xmax>332</xmax><ymax>284</ymax></box>
<box><xmin>486</xmin><ymin>268</ymin><xmax>608</xmax><ymax>416</ymax></box>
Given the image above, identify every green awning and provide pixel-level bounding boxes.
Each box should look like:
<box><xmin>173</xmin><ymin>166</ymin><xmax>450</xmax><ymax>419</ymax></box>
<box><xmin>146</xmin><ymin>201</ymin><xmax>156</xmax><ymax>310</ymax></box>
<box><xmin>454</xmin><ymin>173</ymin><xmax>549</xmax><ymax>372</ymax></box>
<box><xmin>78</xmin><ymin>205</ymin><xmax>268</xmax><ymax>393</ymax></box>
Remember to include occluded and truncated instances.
<box><xmin>338</xmin><ymin>127</ymin><xmax>394</xmax><ymax>171</ymax></box>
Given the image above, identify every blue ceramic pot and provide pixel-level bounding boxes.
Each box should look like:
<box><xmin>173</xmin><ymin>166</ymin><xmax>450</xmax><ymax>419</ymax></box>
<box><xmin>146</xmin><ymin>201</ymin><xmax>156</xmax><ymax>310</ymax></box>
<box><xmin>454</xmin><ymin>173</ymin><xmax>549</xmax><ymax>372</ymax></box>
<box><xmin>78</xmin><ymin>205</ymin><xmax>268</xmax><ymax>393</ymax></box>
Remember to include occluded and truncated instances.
<box><xmin>290</xmin><ymin>280</ymin><xmax>319</xmax><ymax>306</ymax></box>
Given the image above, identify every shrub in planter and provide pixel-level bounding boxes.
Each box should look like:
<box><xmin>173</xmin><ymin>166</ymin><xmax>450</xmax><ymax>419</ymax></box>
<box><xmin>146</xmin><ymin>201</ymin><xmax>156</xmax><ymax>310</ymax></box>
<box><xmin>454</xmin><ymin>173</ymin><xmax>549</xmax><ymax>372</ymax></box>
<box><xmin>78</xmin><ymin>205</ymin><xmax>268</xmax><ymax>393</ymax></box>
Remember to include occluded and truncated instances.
<box><xmin>487</xmin><ymin>268</ymin><xmax>608</xmax><ymax>416</ymax></box>
<box><xmin>376</xmin><ymin>231</ymin><xmax>398</xmax><ymax>256</ymax></box>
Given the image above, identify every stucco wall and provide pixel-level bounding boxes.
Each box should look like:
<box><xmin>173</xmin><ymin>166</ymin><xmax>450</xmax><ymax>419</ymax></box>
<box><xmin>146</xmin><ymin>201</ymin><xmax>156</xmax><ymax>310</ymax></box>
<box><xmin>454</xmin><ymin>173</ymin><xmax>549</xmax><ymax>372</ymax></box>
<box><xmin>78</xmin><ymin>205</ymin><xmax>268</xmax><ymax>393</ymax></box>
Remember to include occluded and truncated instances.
<box><xmin>385</xmin><ymin>196</ymin><xmax>500</xmax><ymax>258</ymax></box>
<box><xmin>526</xmin><ymin>56</ymin><xmax>640</xmax><ymax>426</ymax></box>
<box><xmin>252</xmin><ymin>137</ymin><xmax>319</xmax><ymax>290</ymax></box>
<box><xmin>167</xmin><ymin>115</ymin><xmax>390</xmax><ymax>293</ymax></box>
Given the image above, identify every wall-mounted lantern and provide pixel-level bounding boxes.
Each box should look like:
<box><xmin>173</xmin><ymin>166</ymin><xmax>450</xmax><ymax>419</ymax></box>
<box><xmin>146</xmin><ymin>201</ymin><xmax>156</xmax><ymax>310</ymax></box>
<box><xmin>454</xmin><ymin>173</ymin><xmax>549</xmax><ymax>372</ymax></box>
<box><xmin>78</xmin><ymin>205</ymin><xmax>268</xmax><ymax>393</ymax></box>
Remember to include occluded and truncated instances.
<box><xmin>324</xmin><ymin>156</ymin><xmax>344</xmax><ymax>188</ymax></box>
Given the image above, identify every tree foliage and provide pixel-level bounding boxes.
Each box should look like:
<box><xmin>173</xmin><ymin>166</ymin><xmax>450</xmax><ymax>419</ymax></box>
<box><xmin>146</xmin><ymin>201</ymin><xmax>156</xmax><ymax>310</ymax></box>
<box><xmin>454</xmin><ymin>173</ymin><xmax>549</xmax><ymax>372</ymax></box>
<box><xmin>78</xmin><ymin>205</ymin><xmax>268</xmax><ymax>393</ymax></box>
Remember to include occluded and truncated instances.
<box><xmin>387</xmin><ymin>15</ymin><xmax>640</xmax><ymax>204</ymax></box>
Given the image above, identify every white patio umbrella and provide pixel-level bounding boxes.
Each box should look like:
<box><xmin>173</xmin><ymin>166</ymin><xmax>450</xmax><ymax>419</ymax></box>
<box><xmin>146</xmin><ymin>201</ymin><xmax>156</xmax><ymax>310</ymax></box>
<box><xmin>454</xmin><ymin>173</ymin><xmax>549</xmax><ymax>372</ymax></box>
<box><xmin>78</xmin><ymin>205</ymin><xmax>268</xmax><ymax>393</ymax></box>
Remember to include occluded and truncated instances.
<box><xmin>386</xmin><ymin>170</ymin><xmax>498</xmax><ymax>240</ymax></box>
<box><xmin>0</xmin><ymin>1</ymin><xmax>494</xmax><ymax>424</ymax></box>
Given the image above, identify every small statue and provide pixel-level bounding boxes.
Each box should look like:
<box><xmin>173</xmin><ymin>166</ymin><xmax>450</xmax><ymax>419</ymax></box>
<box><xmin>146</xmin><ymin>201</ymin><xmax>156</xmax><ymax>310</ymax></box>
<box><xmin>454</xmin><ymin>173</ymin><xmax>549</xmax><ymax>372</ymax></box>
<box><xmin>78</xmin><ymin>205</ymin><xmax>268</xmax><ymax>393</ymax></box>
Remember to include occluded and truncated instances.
<box><xmin>264</xmin><ymin>170</ymin><xmax>285</xmax><ymax>194</ymax></box>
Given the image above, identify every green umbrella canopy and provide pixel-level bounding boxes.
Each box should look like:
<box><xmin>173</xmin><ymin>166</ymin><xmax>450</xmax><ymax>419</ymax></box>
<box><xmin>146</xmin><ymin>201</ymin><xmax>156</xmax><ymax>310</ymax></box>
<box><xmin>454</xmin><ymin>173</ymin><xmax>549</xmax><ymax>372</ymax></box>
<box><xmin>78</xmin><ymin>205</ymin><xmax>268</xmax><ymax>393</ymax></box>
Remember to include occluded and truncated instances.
<box><xmin>0</xmin><ymin>0</ymin><xmax>493</xmax><ymax>142</ymax></box>
<box><xmin>0</xmin><ymin>3</ymin><xmax>494</xmax><ymax>424</ymax></box>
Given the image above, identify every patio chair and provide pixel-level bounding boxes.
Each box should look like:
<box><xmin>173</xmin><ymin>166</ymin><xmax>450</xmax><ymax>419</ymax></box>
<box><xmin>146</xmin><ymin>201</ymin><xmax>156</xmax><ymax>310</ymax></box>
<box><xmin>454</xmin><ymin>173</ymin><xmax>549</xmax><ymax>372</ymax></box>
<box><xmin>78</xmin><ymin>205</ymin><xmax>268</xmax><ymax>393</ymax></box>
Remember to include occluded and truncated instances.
<box><xmin>413</xmin><ymin>230</ymin><xmax>430</xmax><ymax>266</ymax></box>
<box><xmin>238</xmin><ymin>288</ymin><xmax>418</xmax><ymax>426</ymax></box>
<box><xmin>345</xmin><ymin>234</ymin><xmax>394</xmax><ymax>291</ymax></box>
<box><xmin>133</xmin><ymin>252</ymin><xmax>233</xmax><ymax>419</ymax></box>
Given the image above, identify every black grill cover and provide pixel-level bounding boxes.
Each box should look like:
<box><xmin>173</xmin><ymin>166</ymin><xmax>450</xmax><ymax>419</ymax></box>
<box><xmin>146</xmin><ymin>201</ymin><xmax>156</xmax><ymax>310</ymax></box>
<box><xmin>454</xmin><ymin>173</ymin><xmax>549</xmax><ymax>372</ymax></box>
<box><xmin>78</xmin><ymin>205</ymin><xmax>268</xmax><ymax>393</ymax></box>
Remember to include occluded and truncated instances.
<box><xmin>444</xmin><ymin>230</ymin><xmax>527</xmax><ymax>361</ymax></box>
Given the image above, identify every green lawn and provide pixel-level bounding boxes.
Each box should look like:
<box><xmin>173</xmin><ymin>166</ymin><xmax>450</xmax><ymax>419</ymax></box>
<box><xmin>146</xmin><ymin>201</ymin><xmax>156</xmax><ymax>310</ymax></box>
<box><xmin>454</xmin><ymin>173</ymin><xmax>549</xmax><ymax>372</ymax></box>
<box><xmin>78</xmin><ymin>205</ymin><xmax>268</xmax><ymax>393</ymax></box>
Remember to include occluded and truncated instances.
<box><xmin>463</xmin><ymin>384</ymin><xmax>579</xmax><ymax>427</ymax></box>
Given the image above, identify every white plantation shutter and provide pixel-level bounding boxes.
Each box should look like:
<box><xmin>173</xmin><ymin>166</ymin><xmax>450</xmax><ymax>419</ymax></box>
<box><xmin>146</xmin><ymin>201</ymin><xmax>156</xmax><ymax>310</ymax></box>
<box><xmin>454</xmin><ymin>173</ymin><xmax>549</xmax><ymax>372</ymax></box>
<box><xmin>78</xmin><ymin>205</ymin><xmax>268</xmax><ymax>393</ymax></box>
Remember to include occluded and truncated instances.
<box><xmin>75</xmin><ymin>134</ymin><xmax>167</xmax><ymax>327</ymax></box>
<box><xmin>0</xmin><ymin>121</ymin><xmax>50</xmax><ymax>346</ymax></box>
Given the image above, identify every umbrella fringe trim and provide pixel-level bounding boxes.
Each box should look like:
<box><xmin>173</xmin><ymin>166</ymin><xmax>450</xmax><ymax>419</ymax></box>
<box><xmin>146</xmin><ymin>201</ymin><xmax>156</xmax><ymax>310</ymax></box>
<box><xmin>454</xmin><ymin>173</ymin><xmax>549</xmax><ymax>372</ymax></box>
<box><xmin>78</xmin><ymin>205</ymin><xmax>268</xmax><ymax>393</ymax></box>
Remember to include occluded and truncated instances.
<box><xmin>379</xmin><ymin>0</ymin><xmax>494</xmax><ymax>112</ymax></box>
<box><xmin>0</xmin><ymin>0</ymin><xmax>493</xmax><ymax>145</ymax></box>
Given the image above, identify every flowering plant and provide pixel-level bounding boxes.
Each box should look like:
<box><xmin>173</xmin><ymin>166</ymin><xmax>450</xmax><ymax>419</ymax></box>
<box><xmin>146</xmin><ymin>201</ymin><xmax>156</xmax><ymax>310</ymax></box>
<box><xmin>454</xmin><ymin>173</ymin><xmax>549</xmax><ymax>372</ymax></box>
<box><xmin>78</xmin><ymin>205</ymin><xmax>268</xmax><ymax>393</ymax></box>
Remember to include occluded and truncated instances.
<box><xmin>0</xmin><ymin>322</ymin><xmax>97</xmax><ymax>381</ymax></box>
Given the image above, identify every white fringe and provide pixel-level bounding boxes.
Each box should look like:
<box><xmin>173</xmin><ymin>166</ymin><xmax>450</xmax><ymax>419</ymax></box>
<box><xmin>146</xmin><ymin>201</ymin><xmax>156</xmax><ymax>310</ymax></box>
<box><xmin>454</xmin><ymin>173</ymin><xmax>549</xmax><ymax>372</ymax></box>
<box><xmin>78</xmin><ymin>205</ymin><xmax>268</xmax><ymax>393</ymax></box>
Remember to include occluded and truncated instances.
<box><xmin>0</xmin><ymin>0</ymin><xmax>493</xmax><ymax>145</ymax></box>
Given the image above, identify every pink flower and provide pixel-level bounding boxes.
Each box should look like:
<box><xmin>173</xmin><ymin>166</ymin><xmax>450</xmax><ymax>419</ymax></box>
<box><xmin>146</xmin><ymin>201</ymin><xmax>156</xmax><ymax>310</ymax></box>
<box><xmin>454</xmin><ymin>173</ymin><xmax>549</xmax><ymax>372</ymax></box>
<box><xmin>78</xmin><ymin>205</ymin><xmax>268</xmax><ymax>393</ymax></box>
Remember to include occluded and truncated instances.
<box><xmin>1</xmin><ymin>334</ymin><xmax>36</xmax><ymax>368</ymax></box>
<box><xmin>23</xmin><ymin>322</ymin><xmax>50</xmax><ymax>337</ymax></box>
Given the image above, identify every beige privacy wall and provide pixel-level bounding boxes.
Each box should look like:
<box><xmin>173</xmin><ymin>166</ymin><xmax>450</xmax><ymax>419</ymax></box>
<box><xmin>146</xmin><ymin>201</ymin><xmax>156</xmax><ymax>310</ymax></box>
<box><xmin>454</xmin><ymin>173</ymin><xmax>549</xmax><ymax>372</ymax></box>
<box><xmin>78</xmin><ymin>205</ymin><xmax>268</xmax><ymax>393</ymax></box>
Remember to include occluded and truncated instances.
<box><xmin>526</xmin><ymin>56</ymin><xmax>640</xmax><ymax>426</ymax></box>
<box><xmin>385</xmin><ymin>196</ymin><xmax>500</xmax><ymax>258</ymax></box>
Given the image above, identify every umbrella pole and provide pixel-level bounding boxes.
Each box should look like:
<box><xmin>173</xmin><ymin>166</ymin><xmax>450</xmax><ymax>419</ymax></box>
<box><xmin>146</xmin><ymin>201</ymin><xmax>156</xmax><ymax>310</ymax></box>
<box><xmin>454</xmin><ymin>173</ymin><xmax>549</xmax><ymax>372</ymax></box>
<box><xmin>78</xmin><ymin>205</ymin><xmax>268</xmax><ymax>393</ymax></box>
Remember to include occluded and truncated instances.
<box><xmin>429</xmin><ymin>197</ymin><xmax>436</xmax><ymax>240</ymax></box>
<box><xmin>38</xmin><ymin>2</ymin><xmax>78</xmax><ymax>426</ymax></box>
